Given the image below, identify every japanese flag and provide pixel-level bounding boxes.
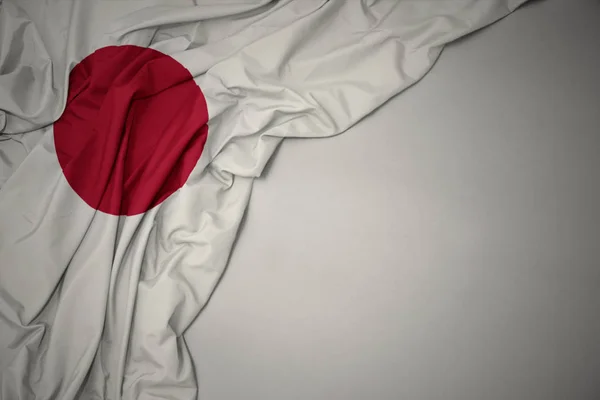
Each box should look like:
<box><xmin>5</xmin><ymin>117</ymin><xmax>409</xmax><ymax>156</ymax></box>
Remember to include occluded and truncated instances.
<box><xmin>0</xmin><ymin>1</ymin><xmax>528</xmax><ymax>399</ymax></box>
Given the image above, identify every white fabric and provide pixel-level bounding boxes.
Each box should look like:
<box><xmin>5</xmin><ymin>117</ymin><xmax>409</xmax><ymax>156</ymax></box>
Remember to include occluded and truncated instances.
<box><xmin>0</xmin><ymin>1</ymin><xmax>528</xmax><ymax>399</ymax></box>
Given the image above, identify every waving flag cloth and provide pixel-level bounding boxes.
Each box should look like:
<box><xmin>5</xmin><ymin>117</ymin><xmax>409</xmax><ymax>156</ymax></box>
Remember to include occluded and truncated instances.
<box><xmin>0</xmin><ymin>1</ymin><xmax>528</xmax><ymax>398</ymax></box>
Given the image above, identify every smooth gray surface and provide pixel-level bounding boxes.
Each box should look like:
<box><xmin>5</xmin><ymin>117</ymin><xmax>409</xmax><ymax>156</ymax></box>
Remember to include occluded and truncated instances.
<box><xmin>186</xmin><ymin>1</ymin><xmax>600</xmax><ymax>399</ymax></box>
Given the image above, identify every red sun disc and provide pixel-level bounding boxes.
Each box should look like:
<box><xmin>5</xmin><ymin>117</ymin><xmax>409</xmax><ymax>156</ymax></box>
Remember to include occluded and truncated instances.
<box><xmin>54</xmin><ymin>45</ymin><xmax>208</xmax><ymax>216</ymax></box>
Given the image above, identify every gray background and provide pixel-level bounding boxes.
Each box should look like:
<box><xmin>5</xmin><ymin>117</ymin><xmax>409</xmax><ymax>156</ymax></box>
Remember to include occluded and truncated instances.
<box><xmin>186</xmin><ymin>0</ymin><xmax>600</xmax><ymax>399</ymax></box>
